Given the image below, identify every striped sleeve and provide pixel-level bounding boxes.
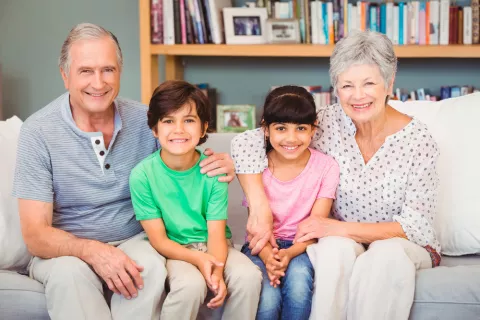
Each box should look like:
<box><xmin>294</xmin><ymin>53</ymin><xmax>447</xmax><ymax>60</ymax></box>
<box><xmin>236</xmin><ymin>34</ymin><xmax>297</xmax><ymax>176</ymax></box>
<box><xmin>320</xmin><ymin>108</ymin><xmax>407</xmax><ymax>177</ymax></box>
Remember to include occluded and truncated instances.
<box><xmin>12</xmin><ymin>126</ymin><xmax>53</xmax><ymax>203</ymax></box>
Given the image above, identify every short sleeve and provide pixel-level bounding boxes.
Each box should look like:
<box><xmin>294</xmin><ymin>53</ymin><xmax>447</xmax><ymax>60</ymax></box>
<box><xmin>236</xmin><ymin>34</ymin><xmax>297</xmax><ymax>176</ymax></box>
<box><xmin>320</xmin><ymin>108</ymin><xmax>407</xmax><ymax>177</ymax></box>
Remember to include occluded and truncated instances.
<box><xmin>129</xmin><ymin>167</ymin><xmax>162</xmax><ymax>220</ymax></box>
<box><xmin>12</xmin><ymin>126</ymin><xmax>53</xmax><ymax>203</ymax></box>
<box><xmin>317</xmin><ymin>159</ymin><xmax>340</xmax><ymax>199</ymax></box>
<box><xmin>393</xmin><ymin>133</ymin><xmax>441</xmax><ymax>253</ymax></box>
<box><xmin>231</xmin><ymin>128</ymin><xmax>268</xmax><ymax>174</ymax></box>
<box><xmin>206</xmin><ymin>179</ymin><xmax>228</xmax><ymax>221</ymax></box>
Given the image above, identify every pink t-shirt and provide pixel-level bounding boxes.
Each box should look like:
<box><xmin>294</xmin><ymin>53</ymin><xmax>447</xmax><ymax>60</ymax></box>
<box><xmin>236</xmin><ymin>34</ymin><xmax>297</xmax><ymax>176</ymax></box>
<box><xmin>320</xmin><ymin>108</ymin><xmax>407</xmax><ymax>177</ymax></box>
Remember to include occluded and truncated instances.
<box><xmin>242</xmin><ymin>148</ymin><xmax>340</xmax><ymax>241</ymax></box>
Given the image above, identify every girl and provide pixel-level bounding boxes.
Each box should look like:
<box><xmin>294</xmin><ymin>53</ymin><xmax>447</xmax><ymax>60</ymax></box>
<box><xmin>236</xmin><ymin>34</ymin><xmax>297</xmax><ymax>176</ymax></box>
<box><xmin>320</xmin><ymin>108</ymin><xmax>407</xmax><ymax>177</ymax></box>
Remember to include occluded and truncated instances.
<box><xmin>240</xmin><ymin>85</ymin><xmax>340</xmax><ymax>320</ymax></box>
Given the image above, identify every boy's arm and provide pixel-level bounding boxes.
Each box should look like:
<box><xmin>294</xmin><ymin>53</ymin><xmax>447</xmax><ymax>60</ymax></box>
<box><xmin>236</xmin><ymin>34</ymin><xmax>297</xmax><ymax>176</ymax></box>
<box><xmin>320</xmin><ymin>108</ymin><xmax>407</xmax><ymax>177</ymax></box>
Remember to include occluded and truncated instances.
<box><xmin>207</xmin><ymin>220</ymin><xmax>228</xmax><ymax>277</ymax></box>
<box><xmin>205</xmin><ymin>176</ymin><xmax>230</xmax><ymax>276</ymax></box>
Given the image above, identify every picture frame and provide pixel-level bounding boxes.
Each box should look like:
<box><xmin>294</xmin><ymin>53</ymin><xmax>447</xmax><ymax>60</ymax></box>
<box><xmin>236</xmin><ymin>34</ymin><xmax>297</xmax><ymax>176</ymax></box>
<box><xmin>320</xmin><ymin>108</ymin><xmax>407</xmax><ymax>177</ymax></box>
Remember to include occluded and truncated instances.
<box><xmin>223</xmin><ymin>7</ymin><xmax>268</xmax><ymax>44</ymax></box>
<box><xmin>266</xmin><ymin>18</ymin><xmax>301</xmax><ymax>44</ymax></box>
<box><xmin>216</xmin><ymin>105</ymin><xmax>256</xmax><ymax>133</ymax></box>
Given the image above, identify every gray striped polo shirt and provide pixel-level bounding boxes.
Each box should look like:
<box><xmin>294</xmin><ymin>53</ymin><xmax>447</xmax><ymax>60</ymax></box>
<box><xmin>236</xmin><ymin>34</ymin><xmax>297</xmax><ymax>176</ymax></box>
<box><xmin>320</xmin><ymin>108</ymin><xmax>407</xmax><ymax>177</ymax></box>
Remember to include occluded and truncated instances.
<box><xmin>12</xmin><ymin>92</ymin><xmax>158</xmax><ymax>242</ymax></box>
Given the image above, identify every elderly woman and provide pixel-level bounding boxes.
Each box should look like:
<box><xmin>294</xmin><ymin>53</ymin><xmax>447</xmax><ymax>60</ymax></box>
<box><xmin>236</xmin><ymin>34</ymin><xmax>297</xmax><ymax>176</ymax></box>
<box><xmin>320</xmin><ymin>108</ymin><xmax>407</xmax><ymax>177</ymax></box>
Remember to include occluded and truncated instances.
<box><xmin>231</xmin><ymin>30</ymin><xmax>440</xmax><ymax>320</ymax></box>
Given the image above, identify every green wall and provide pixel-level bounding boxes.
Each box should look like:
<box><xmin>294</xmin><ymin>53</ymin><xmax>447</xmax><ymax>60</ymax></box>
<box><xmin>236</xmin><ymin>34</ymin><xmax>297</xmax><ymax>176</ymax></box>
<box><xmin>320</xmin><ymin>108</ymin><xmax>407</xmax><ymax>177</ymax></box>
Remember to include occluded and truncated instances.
<box><xmin>1</xmin><ymin>0</ymin><xmax>479</xmax><ymax>121</ymax></box>
<box><xmin>0</xmin><ymin>0</ymin><xmax>142</xmax><ymax>120</ymax></box>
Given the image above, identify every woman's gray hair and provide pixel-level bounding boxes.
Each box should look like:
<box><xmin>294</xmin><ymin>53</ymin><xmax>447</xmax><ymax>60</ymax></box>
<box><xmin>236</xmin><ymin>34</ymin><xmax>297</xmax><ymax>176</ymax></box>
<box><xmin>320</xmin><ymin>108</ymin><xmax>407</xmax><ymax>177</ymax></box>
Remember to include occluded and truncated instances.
<box><xmin>329</xmin><ymin>30</ymin><xmax>397</xmax><ymax>94</ymax></box>
<box><xmin>58</xmin><ymin>23</ymin><xmax>123</xmax><ymax>75</ymax></box>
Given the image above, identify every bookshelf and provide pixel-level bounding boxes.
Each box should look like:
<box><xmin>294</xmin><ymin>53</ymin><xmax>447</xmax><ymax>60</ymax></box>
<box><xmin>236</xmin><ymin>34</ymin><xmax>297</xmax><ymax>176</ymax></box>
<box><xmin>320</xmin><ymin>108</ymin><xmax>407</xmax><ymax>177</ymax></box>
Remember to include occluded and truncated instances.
<box><xmin>138</xmin><ymin>0</ymin><xmax>480</xmax><ymax>104</ymax></box>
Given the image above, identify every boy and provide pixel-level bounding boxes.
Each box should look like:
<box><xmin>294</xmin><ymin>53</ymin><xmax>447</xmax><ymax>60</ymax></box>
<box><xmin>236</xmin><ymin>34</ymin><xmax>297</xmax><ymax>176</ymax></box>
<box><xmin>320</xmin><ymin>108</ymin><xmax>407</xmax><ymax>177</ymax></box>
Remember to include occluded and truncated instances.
<box><xmin>129</xmin><ymin>80</ymin><xmax>262</xmax><ymax>320</ymax></box>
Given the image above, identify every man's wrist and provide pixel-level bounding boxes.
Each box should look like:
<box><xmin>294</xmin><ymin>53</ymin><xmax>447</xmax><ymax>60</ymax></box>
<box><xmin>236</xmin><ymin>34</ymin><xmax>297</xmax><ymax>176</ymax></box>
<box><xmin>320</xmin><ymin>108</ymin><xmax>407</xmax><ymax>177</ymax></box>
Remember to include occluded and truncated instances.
<box><xmin>77</xmin><ymin>239</ymin><xmax>94</xmax><ymax>262</ymax></box>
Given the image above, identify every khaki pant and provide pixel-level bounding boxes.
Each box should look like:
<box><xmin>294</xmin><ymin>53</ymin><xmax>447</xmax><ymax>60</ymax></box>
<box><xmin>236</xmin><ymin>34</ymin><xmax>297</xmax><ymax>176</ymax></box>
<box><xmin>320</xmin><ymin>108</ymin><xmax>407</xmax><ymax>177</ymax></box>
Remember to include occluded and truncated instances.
<box><xmin>160</xmin><ymin>242</ymin><xmax>262</xmax><ymax>320</ymax></box>
<box><xmin>307</xmin><ymin>237</ymin><xmax>432</xmax><ymax>320</ymax></box>
<box><xmin>29</xmin><ymin>232</ymin><xmax>167</xmax><ymax>320</ymax></box>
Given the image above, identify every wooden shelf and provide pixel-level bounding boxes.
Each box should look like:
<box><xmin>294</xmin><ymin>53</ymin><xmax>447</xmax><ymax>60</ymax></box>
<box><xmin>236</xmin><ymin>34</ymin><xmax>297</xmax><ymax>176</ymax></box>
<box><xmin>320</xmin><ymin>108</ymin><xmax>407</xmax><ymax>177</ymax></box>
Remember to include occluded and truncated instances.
<box><xmin>150</xmin><ymin>44</ymin><xmax>480</xmax><ymax>58</ymax></box>
<box><xmin>139</xmin><ymin>0</ymin><xmax>480</xmax><ymax>104</ymax></box>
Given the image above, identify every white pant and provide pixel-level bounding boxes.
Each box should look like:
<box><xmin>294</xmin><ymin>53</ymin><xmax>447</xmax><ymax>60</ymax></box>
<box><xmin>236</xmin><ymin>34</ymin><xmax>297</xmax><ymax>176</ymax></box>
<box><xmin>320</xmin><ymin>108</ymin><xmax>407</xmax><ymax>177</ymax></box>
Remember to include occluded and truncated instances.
<box><xmin>307</xmin><ymin>236</ymin><xmax>432</xmax><ymax>320</ymax></box>
<box><xmin>29</xmin><ymin>232</ymin><xmax>167</xmax><ymax>320</ymax></box>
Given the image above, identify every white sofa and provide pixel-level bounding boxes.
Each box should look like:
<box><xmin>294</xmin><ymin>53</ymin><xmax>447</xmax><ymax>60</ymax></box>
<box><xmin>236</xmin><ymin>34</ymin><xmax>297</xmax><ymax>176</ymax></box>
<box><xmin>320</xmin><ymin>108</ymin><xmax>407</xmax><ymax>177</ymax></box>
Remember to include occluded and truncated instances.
<box><xmin>1</xmin><ymin>94</ymin><xmax>480</xmax><ymax>319</ymax></box>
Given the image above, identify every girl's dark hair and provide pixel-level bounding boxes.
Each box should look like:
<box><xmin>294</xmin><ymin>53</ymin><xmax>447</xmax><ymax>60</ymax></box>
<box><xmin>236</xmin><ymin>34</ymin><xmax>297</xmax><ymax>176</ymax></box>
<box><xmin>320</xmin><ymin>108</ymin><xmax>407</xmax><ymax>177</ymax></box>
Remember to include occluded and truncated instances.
<box><xmin>148</xmin><ymin>80</ymin><xmax>210</xmax><ymax>145</ymax></box>
<box><xmin>261</xmin><ymin>85</ymin><xmax>318</xmax><ymax>153</ymax></box>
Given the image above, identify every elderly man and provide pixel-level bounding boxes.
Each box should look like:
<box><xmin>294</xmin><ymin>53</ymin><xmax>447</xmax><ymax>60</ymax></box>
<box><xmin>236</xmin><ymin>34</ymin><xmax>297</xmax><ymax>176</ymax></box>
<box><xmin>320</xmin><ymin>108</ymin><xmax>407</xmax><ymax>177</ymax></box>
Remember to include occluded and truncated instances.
<box><xmin>12</xmin><ymin>23</ymin><xmax>234</xmax><ymax>320</ymax></box>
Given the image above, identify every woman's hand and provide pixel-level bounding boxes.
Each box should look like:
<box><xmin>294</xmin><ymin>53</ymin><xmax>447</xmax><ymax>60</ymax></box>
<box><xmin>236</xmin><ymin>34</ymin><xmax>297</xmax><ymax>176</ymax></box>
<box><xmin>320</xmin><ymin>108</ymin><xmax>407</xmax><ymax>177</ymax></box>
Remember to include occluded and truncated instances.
<box><xmin>247</xmin><ymin>211</ymin><xmax>277</xmax><ymax>255</ymax></box>
<box><xmin>200</xmin><ymin>148</ymin><xmax>235</xmax><ymax>183</ymax></box>
<box><xmin>294</xmin><ymin>216</ymin><xmax>347</xmax><ymax>243</ymax></box>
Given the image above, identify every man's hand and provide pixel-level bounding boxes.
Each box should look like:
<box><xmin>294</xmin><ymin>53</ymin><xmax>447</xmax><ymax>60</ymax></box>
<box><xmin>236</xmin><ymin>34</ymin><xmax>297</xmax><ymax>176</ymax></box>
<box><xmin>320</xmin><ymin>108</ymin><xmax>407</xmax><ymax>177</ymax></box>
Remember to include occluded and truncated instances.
<box><xmin>82</xmin><ymin>241</ymin><xmax>144</xmax><ymax>300</ymax></box>
<box><xmin>294</xmin><ymin>216</ymin><xmax>346</xmax><ymax>243</ymax></box>
<box><xmin>193</xmin><ymin>251</ymin><xmax>224</xmax><ymax>289</ymax></box>
<box><xmin>247</xmin><ymin>212</ymin><xmax>277</xmax><ymax>255</ymax></box>
<box><xmin>207</xmin><ymin>273</ymin><xmax>227</xmax><ymax>309</ymax></box>
<box><xmin>200</xmin><ymin>148</ymin><xmax>235</xmax><ymax>183</ymax></box>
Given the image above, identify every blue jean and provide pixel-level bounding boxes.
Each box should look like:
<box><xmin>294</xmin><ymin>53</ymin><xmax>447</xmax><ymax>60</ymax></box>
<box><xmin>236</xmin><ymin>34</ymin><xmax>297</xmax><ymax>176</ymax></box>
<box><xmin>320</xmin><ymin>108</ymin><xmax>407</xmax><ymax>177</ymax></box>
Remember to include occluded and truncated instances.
<box><xmin>241</xmin><ymin>240</ymin><xmax>314</xmax><ymax>320</ymax></box>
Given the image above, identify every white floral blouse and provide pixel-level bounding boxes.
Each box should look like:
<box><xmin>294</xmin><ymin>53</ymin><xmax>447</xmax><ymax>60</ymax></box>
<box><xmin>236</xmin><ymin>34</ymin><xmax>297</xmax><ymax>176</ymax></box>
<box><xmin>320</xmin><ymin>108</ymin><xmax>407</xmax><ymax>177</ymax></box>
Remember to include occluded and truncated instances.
<box><xmin>231</xmin><ymin>103</ymin><xmax>441</xmax><ymax>266</ymax></box>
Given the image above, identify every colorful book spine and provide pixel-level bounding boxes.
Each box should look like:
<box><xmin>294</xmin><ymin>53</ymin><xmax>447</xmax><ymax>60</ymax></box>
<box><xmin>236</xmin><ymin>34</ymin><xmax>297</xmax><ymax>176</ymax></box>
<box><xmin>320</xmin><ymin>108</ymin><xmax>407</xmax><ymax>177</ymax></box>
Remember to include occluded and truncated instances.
<box><xmin>473</xmin><ymin>0</ymin><xmax>480</xmax><ymax>44</ymax></box>
<box><xmin>464</xmin><ymin>6</ymin><xmax>473</xmax><ymax>44</ymax></box>
<box><xmin>399</xmin><ymin>2</ymin><xmax>405</xmax><ymax>45</ymax></box>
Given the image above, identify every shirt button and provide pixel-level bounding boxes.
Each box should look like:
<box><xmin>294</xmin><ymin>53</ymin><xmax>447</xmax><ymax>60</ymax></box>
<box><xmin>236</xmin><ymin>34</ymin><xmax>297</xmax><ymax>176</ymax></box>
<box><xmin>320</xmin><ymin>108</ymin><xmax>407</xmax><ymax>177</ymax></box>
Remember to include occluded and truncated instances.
<box><xmin>105</xmin><ymin>164</ymin><xmax>110</xmax><ymax>169</ymax></box>
<box><xmin>95</xmin><ymin>139</ymin><xmax>100</xmax><ymax>145</ymax></box>
<box><xmin>99</xmin><ymin>151</ymin><xmax>105</xmax><ymax>156</ymax></box>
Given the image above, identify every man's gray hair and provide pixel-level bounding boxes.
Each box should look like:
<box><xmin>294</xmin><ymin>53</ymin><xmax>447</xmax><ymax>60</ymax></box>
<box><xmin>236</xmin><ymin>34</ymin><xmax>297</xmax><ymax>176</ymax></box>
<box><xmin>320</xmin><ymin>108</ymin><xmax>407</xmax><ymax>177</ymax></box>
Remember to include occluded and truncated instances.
<box><xmin>329</xmin><ymin>30</ymin><xmax>397</xmax><ymax>94</ymax></box>
<box><xmin>58</xmin><ymin>23</ymin><xmax>123</xmax><ymax>75</ymax></box>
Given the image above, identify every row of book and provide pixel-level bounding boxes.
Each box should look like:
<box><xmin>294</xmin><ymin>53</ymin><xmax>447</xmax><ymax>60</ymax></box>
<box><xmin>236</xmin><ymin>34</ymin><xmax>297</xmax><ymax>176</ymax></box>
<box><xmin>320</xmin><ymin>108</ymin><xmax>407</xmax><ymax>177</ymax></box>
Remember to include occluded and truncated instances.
<box><xmin>393</xmin><ymin>85</ymin><xmax>479</xmax><ymax>101</ymax></box>
<box><xmin>298</xmin><ymin>85</ymin><xmax>479</xmax><ymax>108</ymax></box>
<box><xmin>269</xmin><ymin>0</ymin><xmax>480</xmax><ymax>45</ymax></box>
<box><xmin>151</xmin><ymin>0</ymin><xmax>232</xmax><ymax>44</ymax></box>
<box><xmin>150</xmin><ymin>0</ymin><xmax>480</xmax><ymax>45</ymax></box>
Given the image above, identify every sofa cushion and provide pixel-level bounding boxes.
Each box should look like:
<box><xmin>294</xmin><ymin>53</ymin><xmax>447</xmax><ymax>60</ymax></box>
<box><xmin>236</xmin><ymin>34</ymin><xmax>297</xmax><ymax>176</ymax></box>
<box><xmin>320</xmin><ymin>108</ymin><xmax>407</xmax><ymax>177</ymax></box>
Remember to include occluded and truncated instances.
<box><xmin>390</xmin><ymin>94</ymin><xmax>480</xmax><ymax>256</ymax></box>
<box><xmin>0</xmin><ymin>270</ymin><xmax>49</xmax><ymax>319</ymax></box>
<box><xmin>411</xmin><ymin>264</ymin><xmax>480</xmax><ymax>320</ymax></box>
<box><xmin>0</xmin><ymin>116</ymin><xmax>32</xmax><ymax>271</ymax></box>
<box><xmin>440</xmin><ymin>254</ymin><xmax>480</xmax><ymax>267</ymax></box>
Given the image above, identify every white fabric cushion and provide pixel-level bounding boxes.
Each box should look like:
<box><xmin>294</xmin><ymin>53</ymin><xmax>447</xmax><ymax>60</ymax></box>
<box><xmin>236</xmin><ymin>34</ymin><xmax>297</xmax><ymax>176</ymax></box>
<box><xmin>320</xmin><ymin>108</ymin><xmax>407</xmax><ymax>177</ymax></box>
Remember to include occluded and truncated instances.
<box><xmin>0</xmin><ymin>116</ymin><xmax>31</xmax><ymax>271</ymax></box>
<box><xmin>390</xmin><ymin>93</ymin><xmax>480</xmax><ymax>256</ymax></box>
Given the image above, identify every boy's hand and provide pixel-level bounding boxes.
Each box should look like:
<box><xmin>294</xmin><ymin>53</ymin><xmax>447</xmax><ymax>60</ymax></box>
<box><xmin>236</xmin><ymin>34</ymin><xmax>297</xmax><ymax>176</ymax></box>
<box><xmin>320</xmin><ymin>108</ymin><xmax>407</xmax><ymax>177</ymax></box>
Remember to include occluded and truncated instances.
<box><xmin>194</xmin><ymin>252</ymin><xmax>224</xmax><ymax>289</ymax></box>
<box><xmin>265</xmin><ymin>248</ymin><xmax>285</xmax><ymax>288</ymax></box>
<box><xmin>207</xmin><ymin>273</ymin><xmax>227</xmax><ymax>309</ymax></box>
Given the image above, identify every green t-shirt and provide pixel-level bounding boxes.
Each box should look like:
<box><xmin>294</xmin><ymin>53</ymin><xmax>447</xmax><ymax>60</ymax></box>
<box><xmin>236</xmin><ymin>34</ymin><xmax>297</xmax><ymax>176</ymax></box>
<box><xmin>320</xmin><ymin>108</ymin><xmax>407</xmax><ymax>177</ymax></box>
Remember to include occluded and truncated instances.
<box><xmin>129</xmin><ymin>150</ymin><xmax>232</xmax><ymax>245</ymax></box>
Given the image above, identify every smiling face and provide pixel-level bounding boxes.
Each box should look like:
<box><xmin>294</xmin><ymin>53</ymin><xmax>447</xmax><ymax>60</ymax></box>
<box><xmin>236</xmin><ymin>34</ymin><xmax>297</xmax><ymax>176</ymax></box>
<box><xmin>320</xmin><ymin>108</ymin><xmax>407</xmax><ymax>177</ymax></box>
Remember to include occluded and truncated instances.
<box><xmin>266</xmin><ymin>122</ymin><xmax>316</xmax><ymax>161</ymax></box>
<box><xmin>336</xmin><ymin>64</ymin><xmax>393</xmax><ymax>124</ymax></box>
<box><xmin>60</xmin><ymin>36</ymin><xmax>121</xmax><ymax>115</ymax></box>
<box><xmin>152</xmin><ymin>102</ymin><xmax>208</xmax><ymax>157</ymax></box>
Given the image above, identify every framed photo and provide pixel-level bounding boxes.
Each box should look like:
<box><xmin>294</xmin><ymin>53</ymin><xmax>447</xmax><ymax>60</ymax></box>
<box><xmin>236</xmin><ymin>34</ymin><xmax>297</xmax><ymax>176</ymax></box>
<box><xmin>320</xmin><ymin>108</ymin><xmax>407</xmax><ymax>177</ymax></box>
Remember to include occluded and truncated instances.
<box><xmin>223</xmin><ymin>7</ymin><xmax>268</xmax><ymax>44</ymax></box>
<box><xmin>266</xmin><ymin>19</ymin><xmax>301</xmax><ymax>44</ymax></box>
<box><xmin>217</xmin><ymin>105</ymin><xmax>256</xmax><ymax>133</ymax></box>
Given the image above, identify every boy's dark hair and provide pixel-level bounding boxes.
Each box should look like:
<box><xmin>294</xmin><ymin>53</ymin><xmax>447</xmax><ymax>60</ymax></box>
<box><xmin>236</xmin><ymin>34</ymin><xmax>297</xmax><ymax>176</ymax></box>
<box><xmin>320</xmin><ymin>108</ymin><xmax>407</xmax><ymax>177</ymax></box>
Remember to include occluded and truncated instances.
<box><xmin>261</xmin><ymin>85</ymin><xmax>318</xmax><ymax>153</ymax></box>
<box><xmin>148</xmin><ymin>80</ymin><xmax>211</xmax><ymax>145</ymax></box>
